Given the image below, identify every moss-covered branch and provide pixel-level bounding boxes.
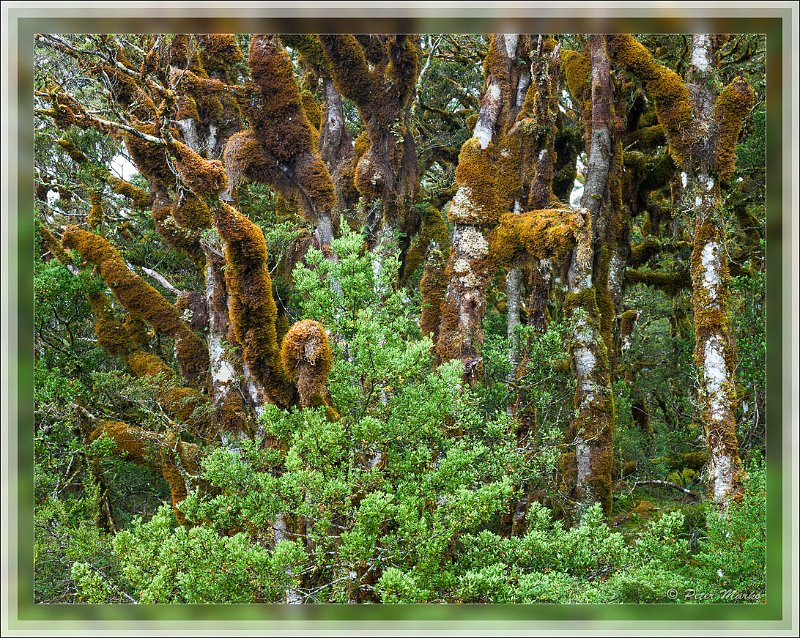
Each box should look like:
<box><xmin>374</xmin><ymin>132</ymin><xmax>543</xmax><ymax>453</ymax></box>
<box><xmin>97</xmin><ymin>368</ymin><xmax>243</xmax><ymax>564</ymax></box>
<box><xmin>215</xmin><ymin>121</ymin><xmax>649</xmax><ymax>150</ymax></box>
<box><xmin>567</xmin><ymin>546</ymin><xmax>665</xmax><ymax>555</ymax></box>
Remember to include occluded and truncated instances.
<box><xmin>61</xmin><ymin>226</ymin><xmax>208</xmax><ymax>383</ymax></box>
<box><xmin>212</xmin><ymin>202</ymin><xmax>297</xmax><ymax>409</ymax></box>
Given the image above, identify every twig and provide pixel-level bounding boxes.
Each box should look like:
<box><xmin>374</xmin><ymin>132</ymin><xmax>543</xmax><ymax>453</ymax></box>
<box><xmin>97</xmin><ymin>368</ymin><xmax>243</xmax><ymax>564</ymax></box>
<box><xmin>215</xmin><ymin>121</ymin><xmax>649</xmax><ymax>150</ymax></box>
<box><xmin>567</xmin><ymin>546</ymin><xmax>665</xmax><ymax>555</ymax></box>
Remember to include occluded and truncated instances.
<box><xmin>630</xmin><ymin>479</ymin><xmax>700</xmax><ymax>500</ymax></box>
<box><xmin>138</xmin><ymin>265</ymin><xmax>183</xmax><ymax>296</ymax></box>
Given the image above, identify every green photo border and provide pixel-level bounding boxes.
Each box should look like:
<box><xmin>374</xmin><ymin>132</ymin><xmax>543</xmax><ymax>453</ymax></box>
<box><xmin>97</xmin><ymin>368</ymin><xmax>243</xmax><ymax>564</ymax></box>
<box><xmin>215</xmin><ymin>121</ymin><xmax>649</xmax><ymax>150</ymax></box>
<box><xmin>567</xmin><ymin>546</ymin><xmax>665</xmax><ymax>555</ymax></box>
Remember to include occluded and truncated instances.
<box><xmin>3</xmin><ymin>3</ymin><xmax>796</xmax><ymax>633</ymax></box>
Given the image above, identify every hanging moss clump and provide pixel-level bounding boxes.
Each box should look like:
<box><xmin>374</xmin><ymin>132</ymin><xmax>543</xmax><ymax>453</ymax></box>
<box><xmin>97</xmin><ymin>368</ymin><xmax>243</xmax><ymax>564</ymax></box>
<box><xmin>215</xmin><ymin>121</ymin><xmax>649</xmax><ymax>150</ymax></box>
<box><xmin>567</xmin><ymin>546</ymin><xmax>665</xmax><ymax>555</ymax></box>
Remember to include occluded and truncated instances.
<box><xmin>280</xmin><ymin>319</ymin><xmax>334</xmax><ymax>409</ymax></box>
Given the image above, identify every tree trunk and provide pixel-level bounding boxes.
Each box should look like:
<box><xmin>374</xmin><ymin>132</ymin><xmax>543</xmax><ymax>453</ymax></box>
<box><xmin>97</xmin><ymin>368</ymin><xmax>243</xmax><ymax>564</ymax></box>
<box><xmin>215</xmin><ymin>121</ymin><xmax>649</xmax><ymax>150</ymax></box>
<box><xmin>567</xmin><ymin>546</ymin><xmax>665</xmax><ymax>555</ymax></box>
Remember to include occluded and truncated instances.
<box><xmin>562</xmin><ymin>34</ymin><xmax>616</xmax><ymax>514</ymax></box>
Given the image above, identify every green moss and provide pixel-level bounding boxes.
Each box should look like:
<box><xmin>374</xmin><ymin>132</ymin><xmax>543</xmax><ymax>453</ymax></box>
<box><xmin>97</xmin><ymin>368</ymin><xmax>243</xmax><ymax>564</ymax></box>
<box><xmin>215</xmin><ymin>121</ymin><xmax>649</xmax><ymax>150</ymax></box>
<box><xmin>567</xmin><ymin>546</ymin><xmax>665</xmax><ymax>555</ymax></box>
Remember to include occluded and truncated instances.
<box><xmin>618</xmin><ymin>308</ymin><xmax>639</xmax><ymax>339</ymax></box>
<box><xmin>561</xmin><ymin>49</ymin><xmax>591</xmax><ymax>105</ymax></box>
<box><xmin>712</xmin><ymin>78</ymin><xmax>755</xmax><ymax>181</ymax></box>
<box><xmin>629</xmin><ymin>236</ymin><xmax>662</xmax><ymax>266</ymax></box>
<box><xmin>56</xmin><ymin>138</ymin><xmax>88</xmax><ymax>163</ymax></box>
<box><xmin>419</xmin><ymin>247</ymin><xmax>447</xmax><ymax>343</ymax></box>
<box><xmin>402</xmin><ymin>204</ymin><xmax>449</xmax><ymax>282</ymax></box>
<box><xmin>607</xmin><ymin>35</ymin><xmax>696</xmax><ymax>168</ymax></box>
<box><xmin>490</xmin><ymin>208</ymin><xmax>580</xmax><ymax>267</ymax></box>
<box><xmin>624</xmin><ymin>267</ymin><xmax>691</xmax><ymax>295</ymax></box>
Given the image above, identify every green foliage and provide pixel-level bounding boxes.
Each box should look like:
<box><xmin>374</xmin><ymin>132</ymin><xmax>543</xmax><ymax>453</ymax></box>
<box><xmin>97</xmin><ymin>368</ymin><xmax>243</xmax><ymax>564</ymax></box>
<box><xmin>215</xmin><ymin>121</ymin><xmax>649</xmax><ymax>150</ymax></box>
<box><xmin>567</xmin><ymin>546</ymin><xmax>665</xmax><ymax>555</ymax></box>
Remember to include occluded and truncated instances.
<box><xmin>690</xmin><ymin>458</ymin><xmax>766</xmax><ymax>603</ymax></box>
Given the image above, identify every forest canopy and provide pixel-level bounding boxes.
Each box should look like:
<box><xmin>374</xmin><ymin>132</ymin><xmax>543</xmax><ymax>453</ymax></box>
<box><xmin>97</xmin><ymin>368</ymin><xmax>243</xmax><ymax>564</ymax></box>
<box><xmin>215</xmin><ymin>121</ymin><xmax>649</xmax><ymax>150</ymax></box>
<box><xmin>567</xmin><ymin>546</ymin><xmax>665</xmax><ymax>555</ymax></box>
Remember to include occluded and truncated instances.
<box><xmin>33</xmin><ymin>32</ymin><xmax>766</xmax><ymax>604</ymax></box>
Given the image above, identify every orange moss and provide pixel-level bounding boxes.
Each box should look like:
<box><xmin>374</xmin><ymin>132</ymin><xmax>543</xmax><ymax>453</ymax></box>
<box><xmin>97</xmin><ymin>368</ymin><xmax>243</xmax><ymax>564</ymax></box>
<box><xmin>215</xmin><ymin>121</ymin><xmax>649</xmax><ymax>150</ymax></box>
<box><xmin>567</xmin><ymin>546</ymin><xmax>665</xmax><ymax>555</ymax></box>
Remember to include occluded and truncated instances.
<box><xmin>89</xmin><ymin>293</ymin><xmax>133</xmax><ymax>357</ymax></box>
<box><xmin>175</xmin><ymin>93</ymin><xmax>201</xmax><ymax>121</ymax></box>
<box><xmin>300</xmin><ymin>89</ymin><xmax>323</xmax><ymax>131</ymax></box>
<box><xmin>294</xmin><ymin>154</ymin><xmax>337</xmax><ymax>220</ymax></box>
<box><xmin>125</xmin><ymin>350</ymin><xmax>211</xmax><ymax>436</ymax></box>
<box><xmin>110</xmin><ymin>178</ymin><xmax>151</xmax><ymax>209</ymax></box>
<box><xmin>248</xmin><ymin>35</ymin><xmax>320</xmax><ymax>164</ymax></box>
<box><xmin>213</xmin><ymin>202</ymin><xmax>296</xmax><ymax>408</ymax></box>
<box><xmin>95</xmin><ymin>63</ymin><xmax>157</xmax><ymax>121</ymax></box>
<box><xmin>172</xmin><ymin>192</ymin><xmax>211</xmax><ymax>229</ymax></box>
<box><xmin>152</xmin><ymin>194</ymin><xmax>204</xmax><ymax>261</ymax></box>
<box><xmin>62</xmin><ymin>226</ymin><xmax>208</xmax><ymax>381</ymax></box>
<box><xmin>37</xmin><ymin>223</ymin><xmax>71</xmax><ymax>264</ymax></box>
<box><xmin>63</xmin><ymin>227</ymin><xmax>183</xmax><ymax>333</ymax></box>
<box><xmin>490</xmin><ymin>208</ymin><xmax>580</xmax><ymax>267</ymax></box>
<box><xmin>280</xmin><ymin>319</ymin><xmax>333</xmax><ymax>408</ymax></box>
<box><xmin>318</xmin><ymin>35</ymin><xmax>375</xmax><ymax>115</ymax></box>
<box><xmin>712</xmin><ymin>77</ymin><xmax>754</xmax><ymax>181</ymax></box>
<box><xmin>90</xmin><ymin>420</ymin><xmax>203</xmax><ymax>524</ymax></box>
<box><xmin>353</xmin><ymin>131</ymin><xmax>369</xmax><ymax>160</ymax></box>
<box><xmin>169</xmin><ymin>140</ymin><xmax>227</xmax><ymax>197</ymax></box>
<box><xmin>90</xmin><ymin>420</ymin><xmax>163</xmax><ymax>468</ymax></box>
<box><xmin>127</xmin><ymin>351</ymin><xmax>173</xmax><ymax>377</ymax></box>
<box><xmin>123</xmin><ymin>314</ymin><xmax>150</xmax><ymax>349</ymax></box>
<box><xmin>124</xmin><ymin>124</ymin><xmax>172</xmax><ymax>186</ymax></box>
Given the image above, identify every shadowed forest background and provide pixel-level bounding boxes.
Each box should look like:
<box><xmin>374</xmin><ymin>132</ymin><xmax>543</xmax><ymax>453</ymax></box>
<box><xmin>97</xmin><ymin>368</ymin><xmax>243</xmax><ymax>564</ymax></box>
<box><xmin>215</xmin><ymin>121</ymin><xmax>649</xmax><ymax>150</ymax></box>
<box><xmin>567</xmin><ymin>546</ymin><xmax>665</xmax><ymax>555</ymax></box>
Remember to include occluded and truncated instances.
<box><xmin>33</xmin><ymin>32</ymin><xmax>766</xmax><ymax>604</ymax></box>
